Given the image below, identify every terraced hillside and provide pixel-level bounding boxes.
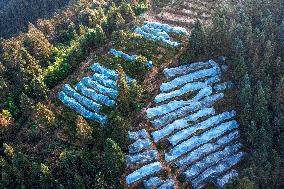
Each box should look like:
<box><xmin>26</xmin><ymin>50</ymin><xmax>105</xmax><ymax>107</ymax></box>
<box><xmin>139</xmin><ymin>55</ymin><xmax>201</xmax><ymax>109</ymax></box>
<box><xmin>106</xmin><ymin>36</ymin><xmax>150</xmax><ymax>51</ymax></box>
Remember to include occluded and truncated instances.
<box><xmin>56</xmin><ymin>20</ymin><xmax>244</xmax><ymax>189</ymax></box>
<box><xmin>147</xmin><ymin>0</ymin><xmax>229</xmax><ymax>30</ymax></box>
<box><xmin>124</xmin><ymin>58</ymin><xmax>244</xmax><ymax>188</ymax></box>
<box><xmin>57</xmin><ymin>21</ymin><xmax>188</xmax><ymax>125</ymax></box>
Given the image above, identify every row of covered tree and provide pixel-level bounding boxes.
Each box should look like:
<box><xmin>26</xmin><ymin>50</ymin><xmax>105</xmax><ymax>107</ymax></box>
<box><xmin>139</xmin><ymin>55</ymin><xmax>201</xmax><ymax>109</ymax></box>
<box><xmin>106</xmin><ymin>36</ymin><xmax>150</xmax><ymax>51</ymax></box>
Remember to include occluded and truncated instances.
<box><xmin>184</xmin><ymin>0</ymin><xmax>284</xmax><ymax>188</ymax></box>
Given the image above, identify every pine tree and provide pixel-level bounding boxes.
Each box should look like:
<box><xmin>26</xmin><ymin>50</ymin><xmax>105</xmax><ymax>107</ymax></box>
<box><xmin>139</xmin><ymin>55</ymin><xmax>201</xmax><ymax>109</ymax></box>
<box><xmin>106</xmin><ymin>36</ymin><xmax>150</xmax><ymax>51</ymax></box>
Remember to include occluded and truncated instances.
<box><xmin>188</xmin><ymin>20</ymin><xmax>207</xmax><ymax>59</ymax></box>
<box><xmin>120</xmin><ymin>0</ymin><xmax>136</xmax><ymax>23</ymax></box>
<box><xmin>18</xmin><ymin>48</ymin><xmax>42</xmax><ymax>92</ymax></box>
<box><xmin>272</xmin><ymin>57</ymin><xmax>283</xmax><ymax>81</ymax></box>
<box><xmin>263</xmin><ymin>40</ymin><xmax>274</xmax><ymax>70</ymax></box>
<box><xmin>31</xmin><ymin>77</ymin><xmax>49</xmax><ymax>100</ymax></box>
<box><xmin>104</xmin><ymin>138</ymin><xmax>125</xmax><ymax>184</ymax></box>
<box><xmin>237</xmin><ymin>177</ymin><xmax>256</xmax><ymax>189</ymax></box>
<box><xmin>94</xmin><ymin>25</ymin><xmax>106</xmax><ymax>45</ymax></box>
<box><xmin>76</xmin><ymin>115</ymin><xmax>93</xmax><ymax>141</ymax></box>
<box><xmin>240</xmin><ymin>103</ymin><xmax>252</xmax><ymax>130</ymax></box>
<box><xmin>247</xmin><ymin>120</ymin><xmax>257</xmax><ymax>147</ymax></box>
<box><xmin>107</xmin><ymin>112</ymin><xmax>130</xmax><ymax>149</ymax></box>
<box><xmin>272</xmin><ymin>78</ymin><xmax>284</xmax><ymax>151</ymax></box>
<box><xmin>239</xmin><ymin>74</ymin><xmax>252</xmax><ymax>107</ymax></box>
<box><xmin>232</xmin><ymin>37</ymin><xmax>245</xmax><ymax>62</ymax></box>
<box><xmin>254</xmin><ymin>81</ymin><xmax>270</xmax><ymax>129</ymax></box>
<box><xmin>33</xmin><ymin>102</ymin><xmax>55</xmax><ymax>128</ymax></box>
<box><xmin>19</xmin><ymin>93</ymin><xmax>35</xmax><ymax>118</ymax></box>
<box><xmin>233</xmin><ymin>57</ymin><xmax>248</xmax><ymax>83</ymax></box>
<box><xmin>116</xmin><ymin>65</ymin><xmax>130</xmax><ymax>115</ymax></box>
<box><xmin>129</xmin><ymin>80</ymin><xmax>142</xmax><ymax>111</ymax></box>
<box><xmin>24</xmin><ymin>23</ymin><xmax>54</xmax><ymax>67</ymax></box>
<box><xmin>211</xmin><ymin>9</ymin><xmax>230</xmax><ymax>54</ymax></box>
<box><xmin>106</xmin><ymin>3</ymin><xmax>125</xmax><ymax>35</ymax></box>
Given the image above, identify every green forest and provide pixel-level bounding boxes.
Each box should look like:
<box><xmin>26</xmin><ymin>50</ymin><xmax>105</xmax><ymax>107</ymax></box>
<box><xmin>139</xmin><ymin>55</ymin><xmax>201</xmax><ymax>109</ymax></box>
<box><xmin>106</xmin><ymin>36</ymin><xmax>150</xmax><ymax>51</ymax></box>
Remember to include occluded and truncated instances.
<box><xmin>0</xmin><ymin>0</ymin><xmax>283</xmax><ymax>189</ymax></box>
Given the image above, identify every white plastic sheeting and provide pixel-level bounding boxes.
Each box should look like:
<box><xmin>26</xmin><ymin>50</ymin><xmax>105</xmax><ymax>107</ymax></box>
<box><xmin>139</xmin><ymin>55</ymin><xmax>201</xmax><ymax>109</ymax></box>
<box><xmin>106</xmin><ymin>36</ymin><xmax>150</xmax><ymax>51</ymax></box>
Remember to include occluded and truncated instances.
<box><xmin>141</xmin><ymin>26</ymin><xmax>171</xmax><ymax>40</ymax></box>
<box><xmin>109</xmin><ymin>48</ymin><xmax>153</xmax><ymax>69</ymax></box>
<box><xmin>126</xmin><ymin>162</ymin><xmax>163</xmax><ymax>185</ymax></box>
<box><xmin>214</xmin><ymin>81</ymin><xmax>234</xmax><ymax>92</ymax></box>
<box><xmin>176</xmin><ymin>131</ymin><xmax>240</xmax><ymax>167</ymax></box>
<box><xmin>165</xmin><ymin>120</ymin><xmax>239</xmax><ymax>161</ymax></box>
<box><xmin>63</xmin><ymin>84</ymin><xmax>101</xmax><ymax>112</ymax></box>
<box><xmin>183</xmin><ymin>143</ymin><xmax>242</xmax><ymax>180</ymax></box>
<box><xmin>58</xmin><ymin>92</ymin><xmax>107</xmax><ymax>123</ymax></box>
<box><xmin>110</xmin><ymin>48</ymin><xmax>137</xmax><ymax>62</ymax></box>
<box><xmin>160</xmin><ymin>67</ymin><xmax>220</xmax><ymax>92</ymax></box>
<box><xmin>154</xmin><ymin>76</ymin><xmax>220</xmax><ymax>103</ymax></box>
<box><xmin>144</xmin><ymin>177</ymin><xmax>163</xmax><ymax>189</ymax></box>
<box><xmin>81</xmin><ymin>77</ymin><xmax>118</xmax><ymax>99</ymax></box>
<box><xmin>154</xmin><ymin>82</ymin><xmax>207</xmax><ymax>103</ymax></box>
<box><xmin>91</xmin><ymin>63</ymin><xmax>118</xmax><ymax>80</ymax></box>
<box><xmin>151</xmin><ymin>108</ymin><xmax>216</xmax><ymax>142</ymax></box>
<box><xmin>163</xmin><ymin>61</ymin><xmax>211</xmax><ymax>78</ymax></box>
<box><xmin>150</xmin><ymin>93</ymin><xmax>224</xmax><ymax>128</ymax></box>
<box><xmin>75</xmin><ymin>81</ymin><xmax>116</xmax><ymax>107</ymax></box>
<box><xmin>134</xmin><ymin>27</ymin><xmax>180</xmax><ymax>47</ymax></box>
<box><xmin>126</xmin><ymin>150</ymin><xmax>158</xmax><ymax>165</ymax></box>
<box><xmin>216</xmin><ymin>169</ymin><xmax>238</xmax><ymax>187</ymax></box>
<box><xmin>158</xmin><ymin>179</ymin><xmax>175</xmax><ymax>189</ymax></box>
<box><xmin>146</xmin><ymin>87</ymin><xmax>213</xmax><ymax>119</ymax></box>
<box><xmin>92</xmin><ymin>73</ymin><xmax>117</xmax><ymax>89</ymax></box>
<box><xmin>128</xmin><ymin>138</ymin><xmax>152</xmax><ymax>154</ymax></box>
<box><xmin>59</xmin><ymin>62</ymin><xmax>136</xmax><ymax>124</ymax></box>
<box><xmin>191</xmin><ymin>152</ymin><xmax>244</xmax><ymax>189</ymax></box>
<box><xmin>168</xmin><ymin>111</ymin><xmax>236</xmax><ymax>146</ymax></box>
<box><xmin>139</xmin><ymin>60</ymin><xmax>243</xmax><ymax>188</ymax></box>
<box><xmin>129</xmin><ymin>129</ymin><xmax>148</xmax><ymax>141</ymax></box>
<box><xmin>144</xmin><ymin>21</ymin><xmax>189</xmax><ymax>35</ymax></box>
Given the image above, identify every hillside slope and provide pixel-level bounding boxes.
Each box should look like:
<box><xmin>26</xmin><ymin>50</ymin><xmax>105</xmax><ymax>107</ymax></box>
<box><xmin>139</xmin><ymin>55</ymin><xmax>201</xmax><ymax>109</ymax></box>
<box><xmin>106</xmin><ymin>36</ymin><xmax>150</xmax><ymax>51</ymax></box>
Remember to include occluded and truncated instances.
<box><xmin>0</xmin><ymin>0</ymin><xmax>70</xmax><ymax>37</ymax></box>
<box><xmin>145</xmin><ymin>0</ymin><xmax>230</xmax><ymax>30</ymax></box>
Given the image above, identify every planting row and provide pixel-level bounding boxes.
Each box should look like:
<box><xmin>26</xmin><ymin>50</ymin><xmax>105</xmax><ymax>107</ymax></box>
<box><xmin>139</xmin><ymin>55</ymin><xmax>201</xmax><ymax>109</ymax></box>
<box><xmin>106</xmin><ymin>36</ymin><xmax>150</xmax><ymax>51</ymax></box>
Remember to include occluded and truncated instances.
<box><xmin>141</xmin><ymin>60</ymin><xmax>244</xmax><ymax>188</ymax></box>
<box><xmin>125</xmin><ymin>129</ymin><xmax>176</xmax><ymax>188</ymax></box>
<box><xmin>58</xmin><ymin>63</ymin><xmax>132</xmax><ymax>124</ymax></box>
<box><xmin>134</xmin><ymin>21</ymin><xmax>188</xmax><ymax>47</ymax></box>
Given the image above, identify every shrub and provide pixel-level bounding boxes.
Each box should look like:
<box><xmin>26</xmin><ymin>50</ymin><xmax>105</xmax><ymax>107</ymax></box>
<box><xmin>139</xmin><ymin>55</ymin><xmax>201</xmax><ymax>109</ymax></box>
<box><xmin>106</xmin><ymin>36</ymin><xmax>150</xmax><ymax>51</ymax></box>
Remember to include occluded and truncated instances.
<box><xmin>43</xmin><ymin>27</ymin><xmax>107</xmax><ymax>88</ymax></box>
<box><xmin>0</xmin><ymin>109</ymin><xmax>12</xmax><ymax>127</ymax></box>
<box><xmin>133</xmin><ymin>0</ymin><xmax>149</xmax><ymax>15</ymax></box>
<box><xmin>33</xmin><ymin>103</ymin><xmax>55</xmax><ymax>128</ymax></box>
<box><xmin>104</xmin><ymin>138</ymin><xmax>125</xmax><ymax>185</ymax></box>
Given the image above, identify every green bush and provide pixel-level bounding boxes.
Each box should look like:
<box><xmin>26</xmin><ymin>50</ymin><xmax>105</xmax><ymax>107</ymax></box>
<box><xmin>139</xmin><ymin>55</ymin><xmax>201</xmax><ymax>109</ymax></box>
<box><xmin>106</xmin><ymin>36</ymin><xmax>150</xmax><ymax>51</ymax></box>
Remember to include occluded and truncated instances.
<box><xmin>43</xmin><ymin>27</ymin><xmax>107</xmax><ymax>88</ymax></box>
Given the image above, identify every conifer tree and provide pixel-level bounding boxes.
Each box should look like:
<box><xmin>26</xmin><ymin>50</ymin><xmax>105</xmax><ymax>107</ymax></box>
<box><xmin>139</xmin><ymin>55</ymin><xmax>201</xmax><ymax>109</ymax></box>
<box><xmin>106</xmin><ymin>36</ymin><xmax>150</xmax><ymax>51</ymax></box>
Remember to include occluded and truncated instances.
<box><xmin>254</xmin><ymin>81</ymin><xmax>270</xmax><ymax>129</ymax></box>
<box><xmin>233</xmin><ymin>57</ymin><xmax>248</xmax><ymax>83</ymax></box>
<box><xmin>107</xmin><ymin>112</ymin><xmax>130</xmax><ymax>149</ymax></box>
<box><xmin>94</xmin><ymin>25</ymin><xmax>106</xmax><ymax>45</ymax></box>
<box><xmin>31</xmin><ymin>77</ymin><xmax>49</xmax><ymax>100</ymax></box>
<box><xmin>232</xmin><ymin>37</ymin><xmax>245</xmax><ymax>62</ymax></box>
<box><xmin>19</xmin><ymin>93</ymin><xmax>35</xmax><ymax>118</ymax></box>
<box><xmin>247</xmin><ymin>120</ymin><xmax>257</xmax><ymax>147</ymax></box>
<box><xmin>106</xmin><ymin>3</ymin><xmax>125</xmax><ymax>35</ymax></box>
<box><xmin>188</xmin><ymin>20</ymin><xmax>207</xmax><ymax>59</ymax></box>
<box><xmin>24</xmin><ymin>23</ymin><xmax>54</xmax><ymax>67</ymax></box>
<box><xmin>116</xmin><ymin>65</ymin><xmax>130</xmax><ymax>115</ymax></box>
<box><xmin>33</xmin><ymin>102</ymin><xmax>55</xmax><ymax>127</ymax></box>
<box><xmin>237</xmin><ymin>177</ymin><xmax>256</xmax><ymax>189</ymax></box>
<box><xmin>18</xmin><ymin>48</ymin><xmax>42</xmax><ymax>91</ymax></box>
<box><xmin>120</xmin><ymin>0</ymin><xmax>136</xmax><ymax>23</ymax></box>
<box><xmin>239</xmin><ymin>74</ymin><xmax>252</xmax><ymax>107</ymax></box>
<box><xmin>272</xmin><ymin>57</ymin><xmax>283</xmax><ymax>81</ymax></box>
<box><xmin>129</xmin><ymin>80</ymin><xmax>142</xmax><ymax>111</ymax></box>
<box><xmin>104</xmin><ymin>138</ymin><xmax>125</xmax><ymax>184</ymax></box>
<box><xmin>241</xmin><ymin>103</ymin><xmax>252</xmax><ymax>128</ymax></box>
<box><xmin>76</xmin><ymin>115</ymin><xmax>93</xmax><ymax>141</ymax></box>
<box><xmin>272</xmin><ymin>78</ymin><xmax>284</xmax><ymax>148</ymax></box>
